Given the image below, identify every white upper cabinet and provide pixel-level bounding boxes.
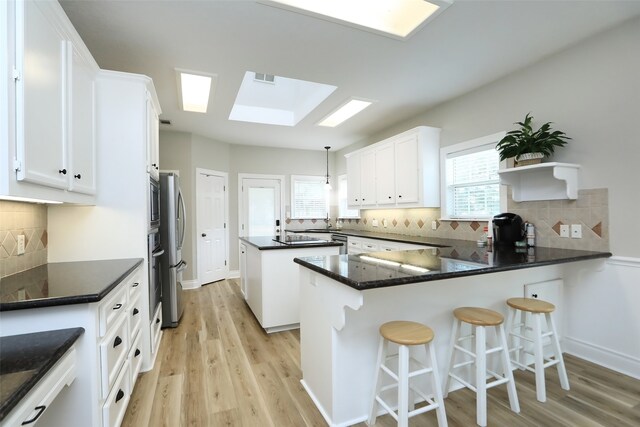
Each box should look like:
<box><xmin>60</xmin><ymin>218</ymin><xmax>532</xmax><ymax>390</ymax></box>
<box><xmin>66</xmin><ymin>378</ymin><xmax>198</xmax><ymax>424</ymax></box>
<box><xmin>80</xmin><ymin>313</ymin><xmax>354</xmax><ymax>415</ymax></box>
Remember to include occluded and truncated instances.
<box><xmin>345</xmin><ymin>126</ymin><xmax>441</xmax><ymax>210</ymax></box>
<box><xmin>1</xmin><ymin>0</ymin><xmax>98</xmax><ymax>203</ymax></box>
<box><xmin>360</xmin><ymin>150</ymin><xmax>376</xmax><ymax>207</ymax></box>
<box><xmin>146</xmin><ymin>94</ymin><xmax>160</xmax><ymax>180</ymax></box>
<box><xmin>346</xmin><ymin>154</ymin><xmax>361</xmax><ymax>206</ymax></box>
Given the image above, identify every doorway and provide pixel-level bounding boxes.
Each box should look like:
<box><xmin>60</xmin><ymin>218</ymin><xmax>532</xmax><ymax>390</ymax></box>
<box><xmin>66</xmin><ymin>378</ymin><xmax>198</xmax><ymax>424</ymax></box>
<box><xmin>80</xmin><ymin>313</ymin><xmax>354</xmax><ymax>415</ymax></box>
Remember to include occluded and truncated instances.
<box><xmin>238</xmin><ymin>174</ymin><xmax>284</xmax><ymax>237</ymax></box>
<box><xmin>196</xmin><ymin>168</ymin><xmax>228</xmax><ymax>285</ymax></box>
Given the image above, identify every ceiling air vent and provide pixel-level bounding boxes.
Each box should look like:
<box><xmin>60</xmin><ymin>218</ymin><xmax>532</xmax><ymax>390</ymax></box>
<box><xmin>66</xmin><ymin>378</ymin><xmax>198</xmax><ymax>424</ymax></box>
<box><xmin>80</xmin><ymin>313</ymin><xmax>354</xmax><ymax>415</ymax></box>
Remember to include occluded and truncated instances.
<box><xmin>159</xmin><ymin>119</ymin><xmax>172</xmax><ymax>125</ymax></box>
<box><xmin>254</xmin><ymin>72</ymin><xmax>275</xmax><ymax>84</ymax></box>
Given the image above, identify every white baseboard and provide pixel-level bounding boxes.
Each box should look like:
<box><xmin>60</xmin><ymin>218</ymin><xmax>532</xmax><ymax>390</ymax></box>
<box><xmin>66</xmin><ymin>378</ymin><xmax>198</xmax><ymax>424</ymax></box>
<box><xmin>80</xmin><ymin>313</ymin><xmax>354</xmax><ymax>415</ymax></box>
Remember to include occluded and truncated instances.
<box><xmin>182</xmin><ymin>279</ymin><xmax>200</xmax><ymax>290</ymax></box>
<box><xmin>227</xmin><ymin>270</ymin><xmax>240</xmax><ymax>279</ymax></box>
<box><xmin>564</xmin><ymin>336</ymin><xmax>640</xmax><ymax>380</ymax></box>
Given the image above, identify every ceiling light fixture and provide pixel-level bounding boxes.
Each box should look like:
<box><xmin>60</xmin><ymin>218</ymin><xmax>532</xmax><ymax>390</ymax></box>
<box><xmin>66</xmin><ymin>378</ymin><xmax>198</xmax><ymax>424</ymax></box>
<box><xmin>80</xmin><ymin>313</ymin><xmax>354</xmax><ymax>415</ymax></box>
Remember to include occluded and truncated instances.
<box><xmin>318</xmin><ymin>98</ymin><xmax>373</xmax><ymax>128</ymax></box>
<box><xmin>324</xmin><ymin>146</ymin><xmax>332</xmax><ymax>190</ymax></box>
<box><xmin>175</xmin><ymin>69</ymin><xmax>217</xmax><ymax>113</ymax></box>
<box><xmin>262</xmin><ymin>0</ymin><xmax>448</xmax><ymax>39</ymax></box>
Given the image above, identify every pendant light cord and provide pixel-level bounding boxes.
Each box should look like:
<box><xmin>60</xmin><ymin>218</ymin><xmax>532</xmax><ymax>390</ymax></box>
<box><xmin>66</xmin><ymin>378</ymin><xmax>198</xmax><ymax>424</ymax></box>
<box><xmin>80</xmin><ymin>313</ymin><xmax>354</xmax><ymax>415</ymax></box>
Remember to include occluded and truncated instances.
<box><xmin>324</xmin><ymin>146</ymin><xmax>330</xmax><ymax>185</ymax></box>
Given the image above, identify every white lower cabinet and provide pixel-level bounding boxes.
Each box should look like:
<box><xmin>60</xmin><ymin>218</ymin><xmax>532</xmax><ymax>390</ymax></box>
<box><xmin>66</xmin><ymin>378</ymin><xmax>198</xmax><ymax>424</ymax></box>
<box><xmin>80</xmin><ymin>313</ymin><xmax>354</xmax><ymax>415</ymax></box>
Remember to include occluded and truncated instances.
<box><xmin>150</xmin><ymin>303</ymin><xmax>163</xmax><ymax>357</ymax></box>
<box><xmin>0</xmin><ymin>264</ymin><xmax>148</xmax><ymax>427</ymax></box>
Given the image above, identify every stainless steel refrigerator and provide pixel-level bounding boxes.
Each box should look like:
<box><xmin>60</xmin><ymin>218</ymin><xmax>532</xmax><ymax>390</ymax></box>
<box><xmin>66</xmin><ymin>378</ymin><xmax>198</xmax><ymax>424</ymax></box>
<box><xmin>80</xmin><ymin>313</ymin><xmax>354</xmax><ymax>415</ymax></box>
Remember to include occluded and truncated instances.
<box><xmin>159</xmin><ymin>172</ymin><xmax>187</xmax><ymax>327</ymax></box>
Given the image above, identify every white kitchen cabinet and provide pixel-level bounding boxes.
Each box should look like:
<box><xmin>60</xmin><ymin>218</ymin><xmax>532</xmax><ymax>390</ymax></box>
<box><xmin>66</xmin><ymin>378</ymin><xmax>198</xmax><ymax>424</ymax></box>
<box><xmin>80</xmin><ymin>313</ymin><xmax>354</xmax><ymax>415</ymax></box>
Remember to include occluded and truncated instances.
<box><xmin>346</xmin><ymin>149</ymin><xmax>376</xmax><ymax>208</ymax></box>
<box><xmin>146</xmin><ymin>93</ymin><xmax>160</xmax><ymax>180</ymax></box>
<box><xmin>346</xmin><ymin>154</ymin><xmax>361</xmax><ymax>206</ymax></box>
<box><xmin>344</xmin><ymin>126</ymin><xmax>441</xmax><ymax>210</ymax></box>
<box><xmin>239</xmin><ymin>243</ymin><xmax>248</xmax><ymax>299</ymax></box>
<box><xmin>0</xmin><ymin>265</ymin><xmax>144</xmax><ymax>427</ymax></box>
<box><xmin>1</xmin><ymin>0</ymin><xmax>98</xmax><ymax>203</ymax></box>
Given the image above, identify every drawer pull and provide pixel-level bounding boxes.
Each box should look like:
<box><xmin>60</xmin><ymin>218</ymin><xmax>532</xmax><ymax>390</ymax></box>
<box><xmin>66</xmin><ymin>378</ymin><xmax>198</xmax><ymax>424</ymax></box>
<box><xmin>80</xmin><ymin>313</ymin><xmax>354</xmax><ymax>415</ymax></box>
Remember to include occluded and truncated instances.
<box><xmin>155</xmin><ymin>318</ymin><xmax>160</xmax><ymax>324</ymax></box>
<box><xmin>113</xmin><ymin>303</ymin><xmax>123</xmax><ymax>310</ymax></box>
<box><xmin>133</xmin><ymin>308</ymin><xmax>139</xmax><ymax>316</ymax></box>
<box><xmin>115</xmin><ymin>389</ymin><xmax>125</xmax><ymax>403</ymax></box>
<box><xmin>132</xmin><ymin>282</ymin><xmax>139</xmax><ymax>287</ymax></box>
<box><xmin>21</xmin><ymin>405</ymin><xmax>46</xmax><ymax>425</ymax></box>
<box><xmin>135</xmin><ymin>349</ymin><xmax>141</xmax><ymax>357</ymax></box>
<box><xmin>113</xmin><ymin>336</ymin><xmax>123</xmax><ymax>348</ymax></box>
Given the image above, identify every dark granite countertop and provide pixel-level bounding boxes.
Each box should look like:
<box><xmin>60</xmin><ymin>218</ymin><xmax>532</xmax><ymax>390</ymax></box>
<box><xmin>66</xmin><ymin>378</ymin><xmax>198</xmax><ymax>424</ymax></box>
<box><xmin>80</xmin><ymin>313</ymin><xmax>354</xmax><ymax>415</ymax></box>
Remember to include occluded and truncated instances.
<box><xmin>294</xmin><ymin>241</ymin><xmax>611</xmax><ymax>290</ymax></box>
<box><xmin>0</xmin><ymin>328</ymin><xmax>84</xmax><ymax>421</ymax></box>
<box><xmin>240</xmin><ymin>235</ymin><xmax>343</xmax><ymax>250</ymax></box>
<box><xmin>0</xmin><ymin>258</ymin><xmax>143</xmax><ymax>311</ymax></box>
<box><xmin>286</xmin><ymin>228</ymin><xmax>453</xmax><ymax>247</ymax></box>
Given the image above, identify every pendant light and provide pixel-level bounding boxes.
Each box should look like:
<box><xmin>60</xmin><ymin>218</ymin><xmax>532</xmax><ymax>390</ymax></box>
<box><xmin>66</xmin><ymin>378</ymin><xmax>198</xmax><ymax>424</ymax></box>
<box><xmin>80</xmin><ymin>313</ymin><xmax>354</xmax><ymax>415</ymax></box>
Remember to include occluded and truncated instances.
<box><xmin>324</xmin><ymin>146</ymin><xmax>332</xmax><ymax>190</ymax></box>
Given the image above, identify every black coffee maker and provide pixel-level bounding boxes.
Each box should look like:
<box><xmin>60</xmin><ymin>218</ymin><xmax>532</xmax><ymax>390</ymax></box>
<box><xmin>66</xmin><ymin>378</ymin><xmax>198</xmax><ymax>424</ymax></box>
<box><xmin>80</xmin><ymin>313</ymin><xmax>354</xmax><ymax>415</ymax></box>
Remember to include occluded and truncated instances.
<box><xmin>492</xmin><ymin>213</ymin><xmax>525</xmax><ymax>246</ymax></box>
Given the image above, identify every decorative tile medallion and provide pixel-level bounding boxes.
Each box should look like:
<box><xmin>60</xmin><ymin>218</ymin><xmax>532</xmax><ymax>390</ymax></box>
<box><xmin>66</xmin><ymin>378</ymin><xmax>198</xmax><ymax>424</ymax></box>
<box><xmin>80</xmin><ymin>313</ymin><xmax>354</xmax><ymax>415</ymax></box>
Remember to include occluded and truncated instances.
<box><xmin>417</xmin><ymin>219</ymin><xmax>425</xmax><ymax>228</ymax></box>
<box><xmin>470</xmin><ymin>221</ymin><xmax>480</xmax><ymax>231</ymax></box>
<box><xmin>392</xmin><ymin>219</ymin><xmax>398</xmax><ymax>227</ymax></box>
<box><xmin>404</xmin><ymin>219</ymin><xmax>410</xmax><ymax>227</ymax></box>
<box><xmin>450</xmin><ymin>221</ymin><xmax>459</xmax><ymax>230</ymax></box>
<box><xmin>592</xmin><ymin>222</ymin><xmax>602</xmax><ymax>237</ymax></box>
<box><xmin>552</xmin><ymin>221</ymin><xmax>564</xmax><ymax>235</ymax></box>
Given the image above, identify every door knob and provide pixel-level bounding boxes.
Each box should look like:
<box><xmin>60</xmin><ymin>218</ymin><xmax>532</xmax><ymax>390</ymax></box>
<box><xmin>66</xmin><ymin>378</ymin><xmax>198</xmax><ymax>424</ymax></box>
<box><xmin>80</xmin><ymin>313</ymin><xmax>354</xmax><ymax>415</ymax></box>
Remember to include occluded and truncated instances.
<box><xmin>202</xmin><ymin>233</ymin><xmax>207</xmax><ymax>237</ymax></box>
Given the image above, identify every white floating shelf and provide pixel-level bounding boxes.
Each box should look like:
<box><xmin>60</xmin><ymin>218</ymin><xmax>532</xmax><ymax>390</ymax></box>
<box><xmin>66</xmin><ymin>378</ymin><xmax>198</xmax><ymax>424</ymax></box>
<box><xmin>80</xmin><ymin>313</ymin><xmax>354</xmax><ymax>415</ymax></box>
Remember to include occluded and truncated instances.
<box><xmin>498</xmin><ymin>162</ymin><xmax>580</xmax><ymax>202</ymax></box>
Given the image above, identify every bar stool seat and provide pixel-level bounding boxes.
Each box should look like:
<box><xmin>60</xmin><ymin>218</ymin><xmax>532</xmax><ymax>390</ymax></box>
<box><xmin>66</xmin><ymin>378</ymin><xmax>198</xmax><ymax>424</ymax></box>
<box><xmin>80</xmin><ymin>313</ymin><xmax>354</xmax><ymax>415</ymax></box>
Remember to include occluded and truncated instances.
<box><xmin>368</xmin><ymin>321</ymin><xmax>447</xmax><ymax>427</ymax></box>
<box><xmin>505</xmin><ymin>297</ymin><xmax>570</xmax><ymax>403</ymax></box>
<box><xmin>444</xmin><ymin>307</ymin><xmax>520</xmax><ymax>426</ymax></box>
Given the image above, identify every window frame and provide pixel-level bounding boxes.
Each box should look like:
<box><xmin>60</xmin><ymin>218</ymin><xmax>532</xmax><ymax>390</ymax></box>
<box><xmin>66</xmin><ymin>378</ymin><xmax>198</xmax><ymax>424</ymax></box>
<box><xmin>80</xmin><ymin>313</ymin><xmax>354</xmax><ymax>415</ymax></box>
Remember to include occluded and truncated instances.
<box><xmin>290</xmin><ymin>174</ymin><xmax>330</xmax><ymax>219</ymax></box>
<box><xmin>439</xmin><ymin>131</ymin><xmax>507</xmax><ymax>221</ymax></box>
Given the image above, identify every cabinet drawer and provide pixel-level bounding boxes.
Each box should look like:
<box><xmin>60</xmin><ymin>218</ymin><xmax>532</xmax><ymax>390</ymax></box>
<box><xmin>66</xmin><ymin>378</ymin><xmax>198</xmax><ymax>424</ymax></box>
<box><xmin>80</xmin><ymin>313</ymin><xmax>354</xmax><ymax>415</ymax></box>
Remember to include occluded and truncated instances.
<box><xmin>348</xmin><ymin>240</ymin><xmax>362</xmax><ymax>249</ymax></box>
<box><xmin>150</xmin><ymin>303</ymin><xmax>162</xmax><ymax>356</ymax></box>
<box><xmin>129</xmin><ymin>293</ymin><xmax>142</xmax><ymax>343</ymax></box>
<box><xmin>128</xmin><ymin>332</ymin><xmax>143</xmax><ymax>391</ymax></box>
<box><xmin>100</xmin><ymin>315</ymin><xmax>129</xmax><ymax>399</ymax></box>
<box><xmin>127</xmin><ymin>269</ymin><xmax>143</xmax><ymax>301</ymax></box>
<box><xmin>1</xmin><ymin>349</ymin><xmax>76</xmax><ymax>427</ymax></box>
<box><xmin>99</xmin><ymin>285</ymin><xmax>128</xmax><ymax>338</ymax></box>
<box><xmin>102</xmin><ymin>360</ymin><xmax>130</xmax><ymax>427</ymax></box>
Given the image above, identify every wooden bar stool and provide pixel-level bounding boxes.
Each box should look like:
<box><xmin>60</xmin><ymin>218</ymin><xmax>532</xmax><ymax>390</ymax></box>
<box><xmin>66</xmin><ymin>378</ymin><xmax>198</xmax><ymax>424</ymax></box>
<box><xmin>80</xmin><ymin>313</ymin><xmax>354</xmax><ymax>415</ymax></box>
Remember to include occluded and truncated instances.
<box><xmin>443</xmin><ymin>307</ymin><xmax>519</xmax><ymax>426</ymax></box>
<box><xmin>505</xmin><ymin>297</ymin><xmax>570</xmax><ymax>402</ymax></box>
<box><xmin>368</xmin><ymin>321</ymin><xmax>447</xmax><ymax>427</ymax></box>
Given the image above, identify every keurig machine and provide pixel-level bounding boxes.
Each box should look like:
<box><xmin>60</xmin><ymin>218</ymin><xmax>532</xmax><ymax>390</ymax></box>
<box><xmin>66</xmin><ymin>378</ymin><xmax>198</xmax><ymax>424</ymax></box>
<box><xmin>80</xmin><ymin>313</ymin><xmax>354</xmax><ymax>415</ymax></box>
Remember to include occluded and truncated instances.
<box><xmin>492</xmin><ymin>213</ymin><xmax>525</xmax><ymax>246</ymax></box>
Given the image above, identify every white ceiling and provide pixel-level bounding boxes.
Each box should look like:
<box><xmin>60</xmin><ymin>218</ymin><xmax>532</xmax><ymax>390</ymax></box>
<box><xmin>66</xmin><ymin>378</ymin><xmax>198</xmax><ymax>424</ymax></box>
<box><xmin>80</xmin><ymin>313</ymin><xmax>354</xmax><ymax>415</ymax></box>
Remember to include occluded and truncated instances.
<box><xmin>59</xmin><ymin>0</ymin><xmax>640</xmax><ymax>151</ymax></box>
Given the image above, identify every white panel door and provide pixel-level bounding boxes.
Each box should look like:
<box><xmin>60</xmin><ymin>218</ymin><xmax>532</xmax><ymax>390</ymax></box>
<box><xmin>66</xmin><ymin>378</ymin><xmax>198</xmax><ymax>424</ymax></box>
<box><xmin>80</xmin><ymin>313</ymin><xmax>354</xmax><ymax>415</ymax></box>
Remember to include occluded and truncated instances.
<box><xmin>197</xmin><ymin>171</ymin><xmax>227</xmax><ymax>285</ymax></box>
<box><xmin>240</xmin><ymin>178</ymin><xmax>282</xmax><ymax>237</ymax></box>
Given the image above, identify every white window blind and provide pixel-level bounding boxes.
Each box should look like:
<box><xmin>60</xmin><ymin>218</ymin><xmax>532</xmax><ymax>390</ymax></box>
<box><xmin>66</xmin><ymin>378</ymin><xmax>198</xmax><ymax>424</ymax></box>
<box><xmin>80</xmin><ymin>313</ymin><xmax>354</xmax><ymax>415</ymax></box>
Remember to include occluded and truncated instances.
<box><xmin>444</xmin><ymin>142</ymin><xmax>500</xmax><ymax>219</ymax></box>
<box><xmin>291</xmin><ymin>175</ymin><xmax>329</xmax><ymax>219</ymax></box>
<box><xmin>338</xmin><ymin>175</ymin><xmax>359</xmax><ymax>218</ymax></box>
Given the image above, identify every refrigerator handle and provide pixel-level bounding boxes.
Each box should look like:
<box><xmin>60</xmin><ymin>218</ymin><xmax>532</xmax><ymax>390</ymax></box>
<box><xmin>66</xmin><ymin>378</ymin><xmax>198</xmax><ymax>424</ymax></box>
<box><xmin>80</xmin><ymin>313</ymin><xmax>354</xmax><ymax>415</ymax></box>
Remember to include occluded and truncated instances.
<box><xmin>177</xmin><ymin>260</ymin><xmax>188</xmax><ymax>272</ymax></box>
<box><xmin>178</xmin><ymin>189</ymin><xmax>187</xmax><ymax>248</ymax></box>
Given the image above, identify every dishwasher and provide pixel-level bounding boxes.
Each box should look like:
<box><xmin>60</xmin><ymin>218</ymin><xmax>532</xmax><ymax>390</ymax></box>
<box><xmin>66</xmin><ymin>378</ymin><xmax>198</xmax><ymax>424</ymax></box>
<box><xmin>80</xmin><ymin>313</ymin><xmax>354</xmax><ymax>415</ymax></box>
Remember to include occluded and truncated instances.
<box><xmin>331</xmin><ymin>234</ymin><xmax>348</xmax><ymax>255</ymax></box>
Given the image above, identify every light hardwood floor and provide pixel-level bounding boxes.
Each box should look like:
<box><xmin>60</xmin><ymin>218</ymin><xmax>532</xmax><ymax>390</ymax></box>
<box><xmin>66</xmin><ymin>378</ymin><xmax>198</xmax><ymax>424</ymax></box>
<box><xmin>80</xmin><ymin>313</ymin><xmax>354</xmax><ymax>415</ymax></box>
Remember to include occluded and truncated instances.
<box><xmin>122</xmin><ymin>279</ymin><xmax>640</xmax><ymax>427</ymax></box>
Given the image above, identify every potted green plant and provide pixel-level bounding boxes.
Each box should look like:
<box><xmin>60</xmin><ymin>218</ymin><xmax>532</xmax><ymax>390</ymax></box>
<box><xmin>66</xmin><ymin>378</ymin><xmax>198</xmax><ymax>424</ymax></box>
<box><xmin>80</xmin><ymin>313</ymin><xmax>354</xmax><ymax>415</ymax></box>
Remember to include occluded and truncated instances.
<box><xmin>496</xmin><ymin>113</ymin><xmax>571</xmax><ymax>166</ymax></box>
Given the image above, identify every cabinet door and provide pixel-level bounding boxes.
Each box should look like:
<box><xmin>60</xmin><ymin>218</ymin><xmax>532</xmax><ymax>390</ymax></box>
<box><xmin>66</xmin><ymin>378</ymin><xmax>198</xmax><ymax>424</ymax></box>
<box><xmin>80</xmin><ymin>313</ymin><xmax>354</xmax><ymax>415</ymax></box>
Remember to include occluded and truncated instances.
<box><xmin>360</xmin><ymin>150</ymin><xmax>376</xmax><ymax>207</ymax></box>
<box><xmin>68</xmin><ymin>45</ymin><xmax>96</xmax><ymax>194</ymax></box>
<box><xmin>146</xmin><ymin>95</ymin><xmax>159</xmax><ymax>180</ymax></box>
<box><xmin>346</xmin><ymin>154</ymin><xmax>361</xmax><ymax>207</ymax></box>
<box><xmin>375</xmin><ymin>144</ymin><xmax>395</xmax><ymax>205</ymax></box>
<box><xmin>16</xmin><ymin>1</ymin><xmax>68</xmax><ymax>189</ymax></box>
<box><xmin>395</xmin><ymin>134</ymin><xmax>420</xmax><ymax>204</ymax></box>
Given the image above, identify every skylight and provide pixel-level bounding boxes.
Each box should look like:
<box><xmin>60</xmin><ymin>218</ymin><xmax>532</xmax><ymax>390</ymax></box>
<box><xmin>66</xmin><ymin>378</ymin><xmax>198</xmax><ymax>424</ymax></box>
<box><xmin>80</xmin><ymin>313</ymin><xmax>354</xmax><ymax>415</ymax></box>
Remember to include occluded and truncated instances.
<box><xmin>262</xmin><ymin>0</ymin><xmax>447</xmax><ymax>39</ymax></box>
<box><xmin>229</xmin><ymin>71</ymin><xmax>336</xmax><ymax>126</ymax></box>
<box><xmin>176</xmin><ymin>69</ymin><xmax>217</xmax><ymax>113</ymax></box>
<box><xmin>318</xmin><ymin>98</ymin><xmax>373</xmax><ymax>127</ymax></box>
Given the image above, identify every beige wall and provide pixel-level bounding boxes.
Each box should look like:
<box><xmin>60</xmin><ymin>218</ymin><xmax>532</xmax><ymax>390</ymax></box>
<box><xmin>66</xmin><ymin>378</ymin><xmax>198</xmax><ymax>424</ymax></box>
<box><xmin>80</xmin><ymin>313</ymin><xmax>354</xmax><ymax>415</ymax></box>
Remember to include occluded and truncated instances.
<box><xmin>0</xmin><ymin>201</ymin><xmax>48</xmax><ymax>278</ymax></box>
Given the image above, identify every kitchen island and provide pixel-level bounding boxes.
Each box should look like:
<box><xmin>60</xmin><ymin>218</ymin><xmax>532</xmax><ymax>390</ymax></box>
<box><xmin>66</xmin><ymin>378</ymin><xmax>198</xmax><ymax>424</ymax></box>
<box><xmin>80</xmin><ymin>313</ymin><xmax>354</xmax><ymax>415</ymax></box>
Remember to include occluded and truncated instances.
<box><xmin>293</xmin><ymin>241</ymin><xmax>611</xmax><ymax>426</ymax></box>
<box><xmin>239</xmin><ymin>235</ymin><xmax>342</xmax><ymax>333</ymax></box>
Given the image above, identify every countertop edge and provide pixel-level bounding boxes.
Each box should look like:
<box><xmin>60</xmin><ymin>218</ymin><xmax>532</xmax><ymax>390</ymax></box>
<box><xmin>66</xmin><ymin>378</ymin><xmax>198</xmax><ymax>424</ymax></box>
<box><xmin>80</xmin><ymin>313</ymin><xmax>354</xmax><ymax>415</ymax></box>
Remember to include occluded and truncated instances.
<box><xmin>286</xmin><ymin>229</ymin><xmax>455</xmax><ymax>248</ymax></box>
<box><xmin>240</xmin><ymin>236</ymin><xmax>343</xmax><ymax>250</ymax></box>
<box><xmin>294</xmin><ymin>252</ymin><xmax>612</xmax><ymax>291</ymax></box>
<box><xmin>0</xmin><ymin>327</ymin><xmax>85</xmax><ymax>421</ymax></box>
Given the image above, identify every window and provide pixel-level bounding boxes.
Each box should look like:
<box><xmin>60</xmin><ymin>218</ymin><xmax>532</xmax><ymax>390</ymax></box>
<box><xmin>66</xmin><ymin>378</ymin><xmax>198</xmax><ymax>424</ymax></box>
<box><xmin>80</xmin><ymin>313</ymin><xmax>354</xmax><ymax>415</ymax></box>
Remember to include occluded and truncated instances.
<box><xmin>291</xmin><ymin>175</ymin><xmax>329</xmax><ymax>219</ymax></box>
<box><xmin>338</xmin><ymin>175</ymin><xmax>360</xmax><ymax>218</ymax></box>
<box><xmin>440</xmin><ymin>132</ymin><xmax>506</xmax><ymax>220</ymax></box>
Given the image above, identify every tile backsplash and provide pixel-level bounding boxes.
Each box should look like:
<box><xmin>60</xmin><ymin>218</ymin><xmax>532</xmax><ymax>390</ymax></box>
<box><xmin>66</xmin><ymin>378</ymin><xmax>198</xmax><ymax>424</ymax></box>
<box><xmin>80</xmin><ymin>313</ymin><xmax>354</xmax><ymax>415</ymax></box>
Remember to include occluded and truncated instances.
<box><xmin>0</xmin><ymin>201</ymin><xmax>48</xmax><ymax>279</ymax></box>
<box><xmin>326</xmin><ymin>188</ymin><xmax>609</xmax><ymax>252</ymax></box>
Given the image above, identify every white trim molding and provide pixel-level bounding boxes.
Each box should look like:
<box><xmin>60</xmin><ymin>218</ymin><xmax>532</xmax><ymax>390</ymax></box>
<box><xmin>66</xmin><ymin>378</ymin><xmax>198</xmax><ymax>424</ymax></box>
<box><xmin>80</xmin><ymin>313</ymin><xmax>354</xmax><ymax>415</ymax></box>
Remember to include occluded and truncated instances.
<box><xmin>182</xmin><ymin>279</ymin><xmax>200</xmax><ymax>290</ymax></box>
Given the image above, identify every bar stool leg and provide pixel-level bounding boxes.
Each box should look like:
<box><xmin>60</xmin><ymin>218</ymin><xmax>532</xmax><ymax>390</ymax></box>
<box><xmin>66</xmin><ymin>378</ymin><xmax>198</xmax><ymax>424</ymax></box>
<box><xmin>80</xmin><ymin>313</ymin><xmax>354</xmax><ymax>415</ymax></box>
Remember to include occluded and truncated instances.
<box><xmin>475</xmin><ymin>325</ymin><xmax>487</xmax><ymax>427</ymax></box>
<box><xmin>443</xmin><ymin>317</ymin><xmax>459</xmax><ymax>398</ymax></box>
<box><xmin>428</xmin><ymin>342</ymin><xmax>449</xmax><ymax>427</ymax></box>
<box><xmin>547</xmin><ymin>313</ymin><xmax>570</xmax><ymax>391</ymax></box>
<box><xmin>532</xmin><ymin>313</ymin><xmax>547</xmax><ymax>402</ymax></box>
<box><xmin>497</xmin><ymin>323</ymin><xmax>520</xmax><ymax>413</ymax></box>
<box><xmin>397</xmin><ymin>344</ymin><xmax>410</xmax><ymax>427</ymax></box>
<box><xmin>367</xmin><ymin>336</ymin><xmax>386</xmax><ymax>425</ymax></box>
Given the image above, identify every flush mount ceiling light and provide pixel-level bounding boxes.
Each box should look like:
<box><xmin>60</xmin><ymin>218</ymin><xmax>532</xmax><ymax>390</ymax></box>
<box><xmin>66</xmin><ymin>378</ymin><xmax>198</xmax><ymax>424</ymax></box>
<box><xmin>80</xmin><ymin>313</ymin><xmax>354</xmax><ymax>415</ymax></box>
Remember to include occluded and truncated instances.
<box><xmin>175</xmin><ymin>69</ymin><xmax>217</xmax><ymax>113</ymax></box>
<box><xmin>318</xmin><ymin>98</ymin><xmax>373</xmax><ymax>128</ymax></box>
<box><xmin>261</xmin><ymin>0</ymin><xmax>450</xmax><ymax>39</ymax></box>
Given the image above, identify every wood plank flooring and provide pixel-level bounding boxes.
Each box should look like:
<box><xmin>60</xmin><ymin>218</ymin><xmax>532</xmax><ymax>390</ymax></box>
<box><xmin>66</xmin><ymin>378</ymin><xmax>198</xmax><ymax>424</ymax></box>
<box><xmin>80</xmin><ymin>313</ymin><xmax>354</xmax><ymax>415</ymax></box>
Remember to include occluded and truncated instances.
<box><xmin>122</xmin><ymin>279</ymin><xmax>640</xmax><ymax>426</ymax></box>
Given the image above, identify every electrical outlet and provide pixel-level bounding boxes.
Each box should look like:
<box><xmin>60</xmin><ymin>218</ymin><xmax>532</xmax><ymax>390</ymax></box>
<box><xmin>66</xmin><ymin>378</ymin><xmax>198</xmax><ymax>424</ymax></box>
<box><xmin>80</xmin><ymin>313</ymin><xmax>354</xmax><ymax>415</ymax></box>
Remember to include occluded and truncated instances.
<box><xmin>431</xmin><ymin>221</ymin><xmax>437</xmax><ymax>230</ymax></box>
<box><xmin>559</xmin><ymin>224</ymin><xmax>570</xmax><ymax>238</ymax></box>
<box><xmin>17</xmin><ymin>234</ymin><xmax>25</xmax><ymax>255</ymax></box>
<box><xmin>382</xmin><ymin>218</ymin><xmax>388</xmax><ymax>228</ymax></box>
<box><xmin>372</xmin><ymin>218</ymin><xmax>378</xmax><ymax>227</ymax></box>
<box><xmin>571</xmin><ymin>224</ymin><xmax>582</xmax><ymax>239</ymax></box>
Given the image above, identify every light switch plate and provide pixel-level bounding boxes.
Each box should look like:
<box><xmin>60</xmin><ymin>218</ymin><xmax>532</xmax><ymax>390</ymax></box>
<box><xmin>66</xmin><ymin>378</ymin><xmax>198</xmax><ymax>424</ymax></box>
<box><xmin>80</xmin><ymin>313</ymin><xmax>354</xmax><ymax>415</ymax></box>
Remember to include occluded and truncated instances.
<box><xmin>17</xmin><ymin>234</ymin><xmax>25</xmax><ymax>255</ymax></box>
<box><xmin>559</xmin><ymin>224</ymin><xmax>570</xmax><ymax>238</ymax></box>
<box><xmin>372</xmin><ymin>218</ymin><xmax>378</xmax><ymax>227</ymax></box>
<box><xmin>571</xmin><ymin>224</ymin><xmax>582</xmax><ymax>239</ymax></box>
<box><xmin>431</xmin><ymin>221</ymin><xmax>437</xmax><ymax>230</ymax></box>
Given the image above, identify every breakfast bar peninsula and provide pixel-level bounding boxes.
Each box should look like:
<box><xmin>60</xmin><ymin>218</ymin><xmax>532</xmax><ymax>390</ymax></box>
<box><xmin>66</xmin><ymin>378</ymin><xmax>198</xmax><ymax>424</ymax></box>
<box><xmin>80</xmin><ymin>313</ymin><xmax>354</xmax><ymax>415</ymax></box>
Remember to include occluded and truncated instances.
<box><xmin>293</xmin><ymin>240</ymin><xmax>610</xmax><ymax>426</ymax></box>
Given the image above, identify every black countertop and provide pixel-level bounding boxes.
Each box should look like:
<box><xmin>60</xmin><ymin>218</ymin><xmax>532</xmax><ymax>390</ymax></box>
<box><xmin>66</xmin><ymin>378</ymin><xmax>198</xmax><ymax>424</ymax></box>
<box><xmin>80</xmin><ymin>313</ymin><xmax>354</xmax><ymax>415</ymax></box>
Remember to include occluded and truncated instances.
<box><xmin>294</xmin><ymin>241</ymin><xmax>611</xmax><ymax>290</ymax></box>
<box><xmin>240</xmin><ymin>235</ymin><xmax>343</xmax><ymax>250</ymax></box>
<box><xmin>0</xmin><ymin>258</ymin><xmax>143</xmax><ymax>311</ymax></box>
<box><xmin>0</xmin><ymin>328</ymin><xmax>84</xmax><ymax>421</ymax></box>
<box><xmin>286</xmin><ymin>228</ymin><xmax>453</xmax><ymax>247</ymax></box>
